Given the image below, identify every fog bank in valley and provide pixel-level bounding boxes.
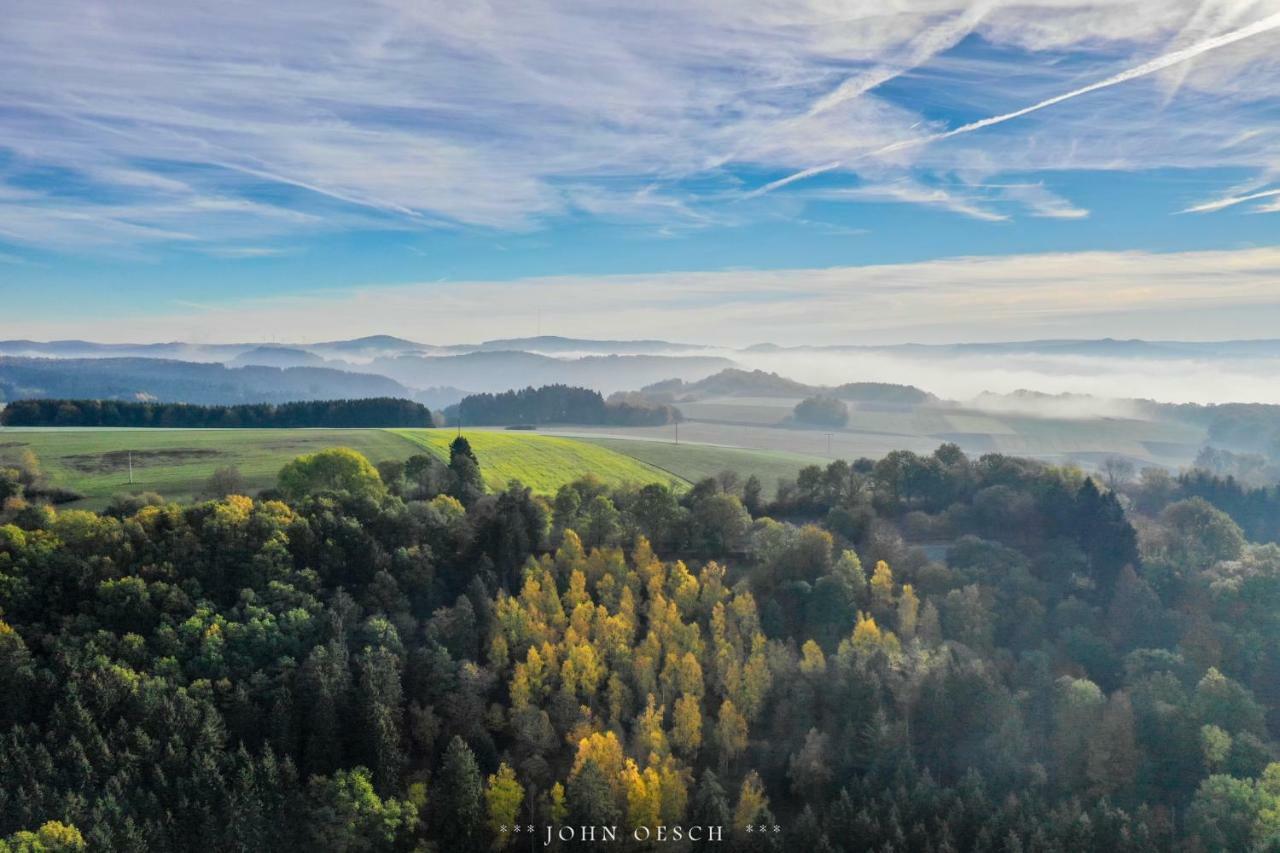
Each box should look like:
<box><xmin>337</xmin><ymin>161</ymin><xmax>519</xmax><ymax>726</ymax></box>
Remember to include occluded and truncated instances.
<box><xmin>729</xmin><ymin>349</ymin><xmax>1280</xmax><ymax>408</ymax></box>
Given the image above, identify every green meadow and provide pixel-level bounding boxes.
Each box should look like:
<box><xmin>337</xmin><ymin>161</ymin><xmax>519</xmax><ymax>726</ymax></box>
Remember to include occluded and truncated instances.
<box><xmin>0</xmin><ymin>428</ymin><xmax>420</xmax><ymax>507</ymax></box>
<box><xmin>388</xmin><ymin>428</ymin><xmax>685</xmax><ymax>492</ymax></box>
<box><xmin>577</xmin><ymin>436</ymin><xmax>824</xmax><ymax>497</ymax></box>
<box><xmin>0</xmin><ymin>427</ymin><xmax>694</xmax><ymax>507</ymax></box>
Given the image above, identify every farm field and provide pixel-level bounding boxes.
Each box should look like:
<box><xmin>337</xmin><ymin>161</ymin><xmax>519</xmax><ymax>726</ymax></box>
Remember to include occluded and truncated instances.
<box><xmin>545</xmin><ymin>400</ymin><xmax>1209</xmax><ymax>470</ymax></box>
<box><xmin>389</xmin><ymin>428</ymin><xmax>685</xmax><ymax>492</ymax></box>
<box><xmin>0</xmin><ymin>427</ymin><xmax>686</xmax><ymax>508</ymax></box>
<box><xmin>0</xmin><ymin>404</ymin><xmax>1210</xmax><ymax>512</ymax></box>
<box><xmin>0</xmin><ymin>428</ymin><xmax>420</xmax><ymax>508</ymax></box>
<box><xmin>543</xmin><ymin>421</ymin><xmax>947</xmax><ymax>460</ymax></box>
<box><xmin>575</xmin><ymin>437</ymin><xmax>825</xmax><ymax>496</ymax></box>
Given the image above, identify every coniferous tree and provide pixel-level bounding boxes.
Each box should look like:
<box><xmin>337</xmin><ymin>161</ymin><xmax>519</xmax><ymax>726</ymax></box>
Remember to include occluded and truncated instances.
<box><xmin>434</xmin><ymin>737</ymin><xmax>484</xmax><ymax>850</ymax></box>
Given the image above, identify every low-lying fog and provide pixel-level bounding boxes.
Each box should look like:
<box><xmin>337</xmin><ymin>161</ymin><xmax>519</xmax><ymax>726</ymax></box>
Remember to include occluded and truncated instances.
<box><xmin>715</xmin><ymin>349</ymin><xmax>1279</xmax><ymax>409</ymax></box>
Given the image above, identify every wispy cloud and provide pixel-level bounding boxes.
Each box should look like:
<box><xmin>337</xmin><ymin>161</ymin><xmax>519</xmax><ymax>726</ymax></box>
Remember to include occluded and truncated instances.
<box><xmin>806</xmin><ymin>178</ymin><xmax>1089</xmax><ymax>222</ymax></box>
<box><xmin>199</xmin><ymin>246</ymin><xmax>294</xmax><ymax>259</ymax></box>
<box><xmin>11</xmin><ymin>245</ymin><xmax>1280</xmax><ymax>348</ymax></box>
<box><xmin>0</xmin><ymin>0</ymin><xmax>1277</xmax><ymax>251</ymax></box>
<box><xmin>753</xmin><ymin>6</ymin><xmax>1280</xmax><ymax>195</ymax></box>
<box><xmin>817</xmin><ymin>181</ymin><xmax>1010</xmax><ymax>222</ymax></box>
<box><xmin>989</xmin><ymin>184</ymin><xmax>1090</xmax><ymax>220</ymax></box>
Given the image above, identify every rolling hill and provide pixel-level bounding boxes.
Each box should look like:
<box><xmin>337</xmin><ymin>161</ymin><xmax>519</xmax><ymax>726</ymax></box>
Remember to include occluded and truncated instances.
<box><xmin>0</xmin><ymin>428</ymin><xmax>419</xmax><ymax>507</ymax></box>
<box><xmin>0</xmin><ymin>427</ymin><xmax>692</xmax><ymax>507</ymax></box>
<box><xmin>0</xmin><ymin>357</ymin><xmax>412</xmax><ymax>405</ymax></box>
<box><xmin>389</xmin><ymin>429</ymin><xmax>684</xmax><ymax>492</ymax></box>
<box><xmin>642</xmin><ymin>368</ymin><xmax>935</xmax><ymax>404</ymax></box>
<box><xmin>369</xmin><ymin>351</ymin><xmax>734</xmax><ymax>394</ymax></box>
<box><xmin>227</xmin><ymin>346</ymin><xmax>328</xmax><ymax>368</ymax></box>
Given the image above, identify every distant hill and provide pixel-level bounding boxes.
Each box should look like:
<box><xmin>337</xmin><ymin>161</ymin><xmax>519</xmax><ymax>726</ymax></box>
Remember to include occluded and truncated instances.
<box><xmin>17</xmin><ymin>334</ymin><xmax>1280</xmax><ymax>365</ymax></box>
<box><xmin>229</xmin><ymin>346</ymin><xmax>327</xmax><ymax>368</ymax></box>
<box><xmin>0</xmin><ymin>357</ymin><xmax>411</xmax><ymax>405</ymax></box>
<box><xmin>368</xmin><ymin>351</ymin><xmax>734</xmax><ymax>394</ymax></box>
<box><xmin>788</xmin><ymin>338</ymin><xmax>1280</xmax><ymax>361</ymax></box>
<box><xmin>0</xmin><ymin>339</ymin><xmax>252</xmax><ymax>362</ymax></box>
<box><xmin>305</xmin><ymin>335</ymin><xmax>435</xmax><ymax>361</ymax></box>
<box><xmin>645</xmin><ymin>369</ymin><xmax>934</xmax><ymax>404</ymax></box>
<box><xmin>831</xmin><ymin>381</ymin><xmax>936</xmax><ymax>404</ymax></box>
<box><xmin>465</xmin><ymin>336</ymin><xmax>705</xmax><ymax>354</ymax></box>
<box><xmin>312</xmin><ymin>334</ymin><xmax>427</xmax><ymax>352</ymax></box>
<box><xmin>651</xmin><ymin>368</ymin><xmax>813</xmax><ymax>398</ymax></box>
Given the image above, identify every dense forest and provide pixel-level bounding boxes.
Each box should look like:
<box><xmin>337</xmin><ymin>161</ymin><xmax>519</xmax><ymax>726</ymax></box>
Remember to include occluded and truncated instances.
<box><xmin>0</xmin><ymin>398</ymin><xmax>433</xmax><ymax>429</ymax></box>
<box><xmin>1</xmin><ymin>440</ymin><xmax>1278</xmax><ymax>851</ymax></box>
<box><xmin>449</xmin><ymin>384</ymin><xmax>681</xmax><ymax>427</ymax></box>
<box><xmin>637</xmin><ymin>370</ymin><xmax>936</xmax><ymax>406</ymax></box>
<box><xmin>792</xmin><ymin>396</ymin><xmax>849</xmax><ymax>427</ymax></box>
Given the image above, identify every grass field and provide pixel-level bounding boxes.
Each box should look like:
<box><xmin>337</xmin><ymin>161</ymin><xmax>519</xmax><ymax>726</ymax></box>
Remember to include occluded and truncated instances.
<box><xmin>577</xmin><ymin>437</ymin><xmax>824</xmax><ymax>496</ymax></box>
<box><xmin>389</xmin><ymin>429</ymin><xmax>686</xmax><ymax>492</ymax></box>
<box><xmin>0</xmin><ymin>400</ymin><xmax>1211</xmax><ymax>511</ymax></box>
<box><xmin>0</xmin><ymin>427</ymin><xmax>687</xmax><ymax>508</ymax></box>
<box><xmin>543</xmin><ymin>400</ymin><xmax>1209</xmax><ymax>472</ymax></box>
<box><xmin>0</xmin><ymin>428</ymin><xmax>421</xmax><ymax>507</ymax></box>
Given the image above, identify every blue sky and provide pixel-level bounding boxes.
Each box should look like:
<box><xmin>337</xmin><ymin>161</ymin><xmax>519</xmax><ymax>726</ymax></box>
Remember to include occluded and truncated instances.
<box><xmin>2</xmin><ymin>1</ymin><xmax>1280</xmax><ymax>345</ymax></box>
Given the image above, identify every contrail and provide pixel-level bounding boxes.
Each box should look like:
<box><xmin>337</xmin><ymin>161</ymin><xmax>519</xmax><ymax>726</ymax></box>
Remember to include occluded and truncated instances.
<box><xmin>1182</xmin><ymin>187</ymin><xmax>1280</xmax><ymax>213</ymax></box>
<box><xmin>806</xmin><ymin>3</ymin><xmax>993</xmax><ymax>119</ymax></box>
<box><xmin>748</xmin><ymin>10</ymin><xmax>1280</xmax><ymax>197</ymax></box>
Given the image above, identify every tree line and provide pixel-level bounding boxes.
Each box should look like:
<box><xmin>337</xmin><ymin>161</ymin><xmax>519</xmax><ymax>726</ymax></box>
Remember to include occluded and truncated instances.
<box><xmin>447</xmin><ymin>384</ymin><xmax>680</xmax><ymax>427</ymax></box>
<box><xmin>0</xmin><ymin>440</ymin><xmax>1277</xmax><ymax>850</ymax></box>
<box><xmin>0</xmin><ymin>397</ymin><xmax>433</xmax><ymax>428</ymax></box>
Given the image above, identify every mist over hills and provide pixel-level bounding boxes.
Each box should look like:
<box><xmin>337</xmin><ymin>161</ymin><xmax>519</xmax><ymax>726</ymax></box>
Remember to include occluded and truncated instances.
<box><xmin>795</xmin><ymin>338</ymin><xmax>1280</xmax><ymax>360</ymax></box>
<box><xmin>6</xmin><ymin>334</ymin><xmax>1280</xmax><ymax>409</ymax></box>
<box><xmin>10</xmin><ymin>335</ymin><xmax>1280</xmax><ymax>477</ymax></box>
<box><xmin>0</xmin><ymin>357</ymin><xmax>411</xmax><ymax>406</ymax></box>
<box><xmin>228</xmin><ymin>346</ymin><xmax>328</xmax><ymax>369</ymax></box>
<box><xmin>366</xmin><ymin>350</ymin><xmax>735</xmax><ymax>395</ymax></box>
<box><xmin>643</xmin><ymin>368</ymin><xmax>937</xmax><ymax>405</ymax></box>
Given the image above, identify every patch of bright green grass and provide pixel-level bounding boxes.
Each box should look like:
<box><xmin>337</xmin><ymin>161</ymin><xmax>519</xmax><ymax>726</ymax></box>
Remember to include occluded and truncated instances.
<box><xmin>575</xmin><ymin>437</ymin><xmax>823</xmax><ymax>497</ymax></box>
<box><xmin>0</xmin><ymin>428</ymin><xmax>422</xmax><ymax>508</ymax></box>
<box><xmin>389</xmin><ymin>428</ymin><xmax>686</xmax><ymax>493</ymax></box>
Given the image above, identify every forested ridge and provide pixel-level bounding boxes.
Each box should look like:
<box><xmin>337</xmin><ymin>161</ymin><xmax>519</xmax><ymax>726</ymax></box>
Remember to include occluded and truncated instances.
<box><xmin>449</xmin><ymin>384</ymin><xmax>680</xmax><ymax>427</ymax></box>
<box><xmin>0</xmin><ymin>440</ymin><xmax>1278</xmax><ymax>851</ymax></box>
<box><xmin>0</xmin><ymin>398</ymin><xmax>432</xmax><ymax>429</ymax></box>
<box><xmin>0</xmin><ymin>357</ymin><xmax>411</xmax><ymax>406</ymax></box>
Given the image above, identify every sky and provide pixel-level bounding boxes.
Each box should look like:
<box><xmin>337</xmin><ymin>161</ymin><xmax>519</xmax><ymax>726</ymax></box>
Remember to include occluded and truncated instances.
<box><xmin>2</xmin><ymin>0</ymin><xmax>1280</xmax><ymax>345</ymax></box>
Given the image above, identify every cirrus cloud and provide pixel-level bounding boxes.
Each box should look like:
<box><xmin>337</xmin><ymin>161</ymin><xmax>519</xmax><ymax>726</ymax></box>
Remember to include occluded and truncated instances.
<box><xmin>0</xmin><ymin>0</ymin><xmax>1278</xmax><ymax>252</ymax></box>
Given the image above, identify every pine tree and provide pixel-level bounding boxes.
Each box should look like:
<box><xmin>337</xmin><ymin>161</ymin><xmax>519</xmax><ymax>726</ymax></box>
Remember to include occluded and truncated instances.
<box><xmin>689</xmin><ymin>770</ymin><xmax>731</xmax><ymax>853</ymax></box>
<box><xmin>434</xmin><ymin>737</ymin><xmax>484</xmax><ymax>850</ymax></box>
<box><xmin>565</xmin><ymin>759</ymin><xmax>622</xmax><ymax>830</ymax></box>
<box><xmin>357</xmin><ymin>646</ymin><xmax>406</xmax><ymax>795</ymax></box>
<box><xmin>449</xmin><ymin>437</ymin><xmax>486</xmax><ymax>504</ymax></box>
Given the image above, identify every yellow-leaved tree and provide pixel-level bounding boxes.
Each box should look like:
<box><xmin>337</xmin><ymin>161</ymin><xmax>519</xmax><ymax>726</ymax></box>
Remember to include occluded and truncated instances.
<box><xmin>672</xmin><ymin>693</ymin><xmax>703</xmax><ymax>757</ymax></box>
<box><xmin>485</xmin><ymin>763</ymin><xmax>524</xmax><ymax>847</ymax></box>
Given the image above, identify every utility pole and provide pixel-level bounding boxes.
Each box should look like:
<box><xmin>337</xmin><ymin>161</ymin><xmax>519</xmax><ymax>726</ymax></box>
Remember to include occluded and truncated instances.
<box><xmin>674</xmin><ymin>420</ymin><xmax>679</xmax><ymax>445</ymax></box>
<box><xmin>128</xmin><ymin>451</ymin><xmax>134</xmax><ymax>485</ymax></box>
<box><xmin>824</xmin><ymin>432</ymin><xmax>833</xmax><ymax>457</ymax></box>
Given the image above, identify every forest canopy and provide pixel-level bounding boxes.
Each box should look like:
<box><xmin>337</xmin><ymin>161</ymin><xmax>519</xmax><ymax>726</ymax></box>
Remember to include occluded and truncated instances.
<box><xmin>0</xmin><ymin>397</ymin><xmax>433</xmax><ymax>428</ymax></box>
<box><xmin>449</xmin><ymin>384</ymin><xmax>680</xmax><ymax>427</ymax></box>
<box><xmin>0</xmin><ymin>441</ymin><xmax>1277</xmax><ymax>851</ymax></box>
